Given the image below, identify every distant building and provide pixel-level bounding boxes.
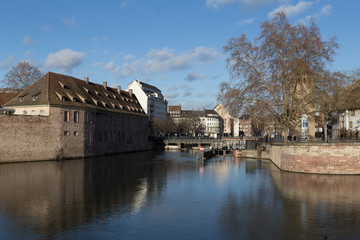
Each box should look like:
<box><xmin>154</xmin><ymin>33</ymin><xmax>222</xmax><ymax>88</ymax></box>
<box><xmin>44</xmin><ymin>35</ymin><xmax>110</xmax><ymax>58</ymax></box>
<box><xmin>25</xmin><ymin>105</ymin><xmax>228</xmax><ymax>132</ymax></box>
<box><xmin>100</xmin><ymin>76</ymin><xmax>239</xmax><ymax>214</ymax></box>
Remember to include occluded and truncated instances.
<box><xmin>168</xmin><ymin>105</ymin><xmax>181</xmax><ymax>123</ymax></box>
<box><xmin>1</xmin><ymin>72</ymin><xmax>149</xmax><ymax>162</ymax></box>
<box><xmin>239</xmin><ymin>116</ymin><xmax>252</xmax><ymax>137</ymax></box>
<box><xmin>0</xmin><ymin>89</ymin><xmax>22</xmax><ymax>107</ymax></box>
<box><xmin>213</xmin><ymin>104</ymin><xmax>240</xmax><ymax>137</ymax></box>
<box><xmin>168</xmin><ymin>105</ymin><xmax>222</xmax><ymax>137</ymax></box>
<box><xmin>127</xmin><ymin>79</ymin><xmax>168</xmax><ymax>120</ymax></box>
<box><xmin>203</xmin><ymin>109</ymin><xmax>222</xmax><ymax>137</ymax></box>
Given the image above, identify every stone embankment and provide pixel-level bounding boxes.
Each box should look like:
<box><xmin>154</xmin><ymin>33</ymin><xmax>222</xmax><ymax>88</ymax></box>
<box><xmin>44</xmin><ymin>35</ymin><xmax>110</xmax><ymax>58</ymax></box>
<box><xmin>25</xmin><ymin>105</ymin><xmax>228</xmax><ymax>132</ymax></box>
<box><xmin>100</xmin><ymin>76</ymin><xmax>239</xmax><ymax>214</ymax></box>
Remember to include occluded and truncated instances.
<box><xmin>237</xmin><ymin>143</ymin><xmax>360</xmax><ymax>175</ymax></box>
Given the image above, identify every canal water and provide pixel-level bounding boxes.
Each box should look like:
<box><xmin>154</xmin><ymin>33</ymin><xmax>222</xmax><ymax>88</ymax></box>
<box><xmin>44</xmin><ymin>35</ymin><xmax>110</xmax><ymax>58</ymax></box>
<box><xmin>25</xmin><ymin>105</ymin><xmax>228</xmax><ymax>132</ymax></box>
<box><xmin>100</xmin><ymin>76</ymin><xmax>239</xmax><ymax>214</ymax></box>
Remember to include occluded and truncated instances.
<box><xmin>0</xmin><ymin>150</ymin><xmax>359</xmax><ymax>240</ymax></box>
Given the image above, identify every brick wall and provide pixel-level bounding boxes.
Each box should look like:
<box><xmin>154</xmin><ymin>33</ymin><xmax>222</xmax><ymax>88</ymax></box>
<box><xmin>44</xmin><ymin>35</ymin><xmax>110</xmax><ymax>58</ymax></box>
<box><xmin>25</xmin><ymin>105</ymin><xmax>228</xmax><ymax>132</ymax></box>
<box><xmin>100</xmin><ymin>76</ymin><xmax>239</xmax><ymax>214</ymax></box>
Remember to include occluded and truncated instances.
<box><xmin>0</xmin><ymin>107</ymin><xmax>151</xmax><ymax>163</ymax></box>
<box><xmin>0</xmin><ymin>110</ymin><xmax>62</xmax><ymax>162</ymax></box>
<box><xmin>263</xmin><ymin>144</ymin><xmax>360</xmax><ymax>174</ymax></box>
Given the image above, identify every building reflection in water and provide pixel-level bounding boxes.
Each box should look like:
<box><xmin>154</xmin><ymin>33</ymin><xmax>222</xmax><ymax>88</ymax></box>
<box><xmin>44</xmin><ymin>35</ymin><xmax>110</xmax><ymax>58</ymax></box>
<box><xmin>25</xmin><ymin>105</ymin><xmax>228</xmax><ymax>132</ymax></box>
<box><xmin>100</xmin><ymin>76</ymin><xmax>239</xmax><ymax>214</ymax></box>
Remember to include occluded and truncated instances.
<box><xmin>0</xmin><ymin>152</ymin><xmax>359</xmax><ymax>239</ymax></box>
<box><xmin>0</xmin><ymin>151</ymin><xmax>167</xmax><ymax>238</ymax></box>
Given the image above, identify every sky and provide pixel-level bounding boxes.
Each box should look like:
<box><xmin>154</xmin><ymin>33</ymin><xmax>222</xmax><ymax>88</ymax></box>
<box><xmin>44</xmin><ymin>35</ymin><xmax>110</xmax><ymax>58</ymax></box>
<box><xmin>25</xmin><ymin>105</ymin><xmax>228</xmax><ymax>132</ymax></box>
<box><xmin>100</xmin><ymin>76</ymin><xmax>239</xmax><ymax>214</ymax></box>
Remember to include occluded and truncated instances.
<box><xmin>0</xmin><ymin>0</ymin><xmax>359</xmax><ymax>110</ymax></box>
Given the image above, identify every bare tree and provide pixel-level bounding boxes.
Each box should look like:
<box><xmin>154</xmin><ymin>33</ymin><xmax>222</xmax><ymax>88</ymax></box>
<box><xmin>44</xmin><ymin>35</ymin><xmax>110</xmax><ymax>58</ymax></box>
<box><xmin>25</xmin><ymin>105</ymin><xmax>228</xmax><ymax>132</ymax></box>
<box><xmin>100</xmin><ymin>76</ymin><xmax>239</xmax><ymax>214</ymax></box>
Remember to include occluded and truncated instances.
<box><xmin>2</xmin><ymin>61</ymin><xmax>43</xmax><ymax>89</ymax></box>
<box><xmin>219</xmin><ymin>12</ymin><xmax>338</xmax><ymax>138</ymax></box>
<box><xmin>176</xmin><ymin>112</ymin><xmax>205</xmax><ymax>136</ymax></box>
<box><xmin>313</xmin><ymin>71</ymin><xmax>349</xmax><ymax>142</ymax></box>
<box><xmin>151</xmin><ymin>115</ymin><xmax>177</xmax><ymax>136</ymax></box>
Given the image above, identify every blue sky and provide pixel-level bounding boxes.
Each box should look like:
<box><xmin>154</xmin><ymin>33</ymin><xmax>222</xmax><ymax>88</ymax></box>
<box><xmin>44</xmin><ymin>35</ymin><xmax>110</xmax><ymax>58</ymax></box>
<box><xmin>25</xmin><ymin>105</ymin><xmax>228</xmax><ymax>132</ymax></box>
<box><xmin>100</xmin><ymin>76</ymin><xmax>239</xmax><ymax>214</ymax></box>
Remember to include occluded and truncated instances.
<box><xmin>0</xmin><ymin>0</ymin><xmax>359</xmax><ymax>109</ymax></box>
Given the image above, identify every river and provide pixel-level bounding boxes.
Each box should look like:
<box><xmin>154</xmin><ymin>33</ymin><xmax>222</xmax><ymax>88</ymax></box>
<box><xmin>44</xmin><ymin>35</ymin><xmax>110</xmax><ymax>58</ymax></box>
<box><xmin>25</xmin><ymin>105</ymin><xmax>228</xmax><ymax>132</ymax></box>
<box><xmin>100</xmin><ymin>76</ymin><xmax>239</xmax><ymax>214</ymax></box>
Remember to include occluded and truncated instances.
<box><xmin>0</xmin><ymin>150</ymin><xmax>359</xmax><ymax>239</ymax></box>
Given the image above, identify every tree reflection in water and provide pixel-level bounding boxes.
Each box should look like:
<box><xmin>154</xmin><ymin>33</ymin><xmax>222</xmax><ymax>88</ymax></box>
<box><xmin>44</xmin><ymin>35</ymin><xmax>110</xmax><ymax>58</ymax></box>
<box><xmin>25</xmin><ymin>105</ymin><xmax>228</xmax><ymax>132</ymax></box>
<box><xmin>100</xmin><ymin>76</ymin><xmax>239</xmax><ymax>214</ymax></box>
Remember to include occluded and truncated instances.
<box><xmin>0</xmin><ymin>152</ymin><xmax>359</xmax><ymax>239</ymax></box>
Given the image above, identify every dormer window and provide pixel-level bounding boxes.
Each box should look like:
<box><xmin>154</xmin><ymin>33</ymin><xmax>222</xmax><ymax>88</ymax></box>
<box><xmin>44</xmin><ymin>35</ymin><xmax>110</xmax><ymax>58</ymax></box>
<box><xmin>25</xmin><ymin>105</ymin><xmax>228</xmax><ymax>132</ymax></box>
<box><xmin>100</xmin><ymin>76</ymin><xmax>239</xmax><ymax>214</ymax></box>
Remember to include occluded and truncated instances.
<box><xmin>62</xmin><ymin>96</ymin><xmax>70</xmax><ymax>101</ymax></box>
<box><xmin>19</xmin><ymin>93</ymin><xmax>28</xmax><ymax>101</ymax></box>
<box><xmin>32</xmin><ymin>92</ymin><xmax>41</xmax><ymax>101</ymax></box>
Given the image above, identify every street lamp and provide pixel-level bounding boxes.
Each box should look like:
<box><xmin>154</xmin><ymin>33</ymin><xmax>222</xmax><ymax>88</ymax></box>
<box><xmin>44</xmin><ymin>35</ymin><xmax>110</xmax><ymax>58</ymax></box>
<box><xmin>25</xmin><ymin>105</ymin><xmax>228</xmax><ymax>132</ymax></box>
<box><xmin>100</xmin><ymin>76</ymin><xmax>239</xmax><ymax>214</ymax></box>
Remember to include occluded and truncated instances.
<box><xmin>342</xmin><ymin>112</ymin><xmax>345</xmax><ymax>142</ymax></box>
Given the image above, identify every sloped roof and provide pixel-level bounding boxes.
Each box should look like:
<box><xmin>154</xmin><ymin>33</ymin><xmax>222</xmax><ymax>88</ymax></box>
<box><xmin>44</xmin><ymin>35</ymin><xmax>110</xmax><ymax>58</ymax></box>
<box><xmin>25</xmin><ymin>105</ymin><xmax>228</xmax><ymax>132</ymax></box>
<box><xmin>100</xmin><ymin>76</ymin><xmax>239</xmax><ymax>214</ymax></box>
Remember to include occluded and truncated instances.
<box><xmin>0</xmin><ymin>89</ymin><xmax>22</xmax><ymax>107</ymax></box>
<box><xmin>139</xmin><ymin>81</ymin><xmax>161</xmax><ymax>92</ymax></box>
<box><xmin>205</xmin><ymin>109</ymin><xmax>220</xmax><ymax>117</ymax></box>
<box><xmin>5</xmin><ymin>72</ymin><xmax>147</xmax><ymax>116</ymax></box>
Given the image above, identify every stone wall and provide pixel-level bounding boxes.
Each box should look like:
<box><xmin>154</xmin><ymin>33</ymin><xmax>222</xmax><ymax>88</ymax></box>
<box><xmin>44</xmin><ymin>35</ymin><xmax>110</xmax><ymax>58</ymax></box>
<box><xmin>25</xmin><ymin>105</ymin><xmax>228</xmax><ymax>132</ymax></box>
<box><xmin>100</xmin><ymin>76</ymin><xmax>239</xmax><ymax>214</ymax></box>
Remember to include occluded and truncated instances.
<box><xmin>0</xmin><ymin>110</ymin><xmax>62</xmax><ymax>162</ymax></box>
<box><xmin>0</xmin><ymin>107</ymin><xmax>151</xmax><ymax>163</ymax></box>
<box><xmin>261</xmin><ymin>143</ymin><xmax>360</xmax><ymax>174</ymax></box>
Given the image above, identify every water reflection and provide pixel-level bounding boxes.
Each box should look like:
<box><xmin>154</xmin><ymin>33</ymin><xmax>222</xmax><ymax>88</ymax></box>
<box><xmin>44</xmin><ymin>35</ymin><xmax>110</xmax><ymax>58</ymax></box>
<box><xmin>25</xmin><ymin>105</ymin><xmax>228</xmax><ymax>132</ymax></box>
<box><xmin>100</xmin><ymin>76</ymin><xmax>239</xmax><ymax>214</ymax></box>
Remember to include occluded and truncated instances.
<box><xmin>0</xmin><ymin>152</ymin><xmax>359</xmax><ymax>239</ymax></box>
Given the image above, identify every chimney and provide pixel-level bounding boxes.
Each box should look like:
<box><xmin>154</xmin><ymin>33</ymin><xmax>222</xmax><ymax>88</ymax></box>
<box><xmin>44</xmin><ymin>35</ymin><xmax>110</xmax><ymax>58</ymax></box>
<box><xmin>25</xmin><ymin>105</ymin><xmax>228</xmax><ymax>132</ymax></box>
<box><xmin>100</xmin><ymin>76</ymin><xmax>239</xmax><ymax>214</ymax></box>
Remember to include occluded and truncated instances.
<box><xmin>84</xmin><ymin>77</ymin><xmax>89</xmax><ymax>84</ymax></box>
<box><xmin>203</xmin><ymin>108</ymin><xmax>205</xmax><ymax>111</ymax></box>
<box><xmin>117</xmin><ymin>86</ymin><xmax>121</xmax><ymax>94</ymax></box>
<box><xmin>103</xmin><ymin>81</ymin><xmax>107</xmax><ymax>89</ymax></box>
<box><xmin>128</xmin><ymin>89</ymin><xmax>133</xmax><ymax>97</ymax></box>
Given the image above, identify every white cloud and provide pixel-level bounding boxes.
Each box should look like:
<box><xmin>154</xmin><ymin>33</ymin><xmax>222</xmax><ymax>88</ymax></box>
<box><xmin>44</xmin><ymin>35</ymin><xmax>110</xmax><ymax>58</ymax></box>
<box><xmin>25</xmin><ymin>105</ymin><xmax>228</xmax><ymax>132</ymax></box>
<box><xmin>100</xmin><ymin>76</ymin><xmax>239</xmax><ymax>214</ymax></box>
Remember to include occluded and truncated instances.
<box><xmin>268</xmin><ymin>1</ymin><xmax>313</xmax><ymax>18</ymax></box>
<box><xmin>192</xmin><ymin>47</ymin><xmax>222</xmax><ymax>64</ymax></box>
<box><xmin>206</xmin><ymin>0</ymin><xmax>235</xmax><ymax>9</ymax></box>
<box><xmin>185</xmin><ymin>72</ymin><xmax>208</xmax><ymax>81</ymax></box>
<box><xmin>167</xmin><ymin>84</ymin><xmax>190</xmax><ymax>91</ymax></box>
<box><xmin>104</xmin><ymin>61</ymin><xmax>120</xmax><ymax>73</ymax></box>
<box><xmin>236</xmin><ymin>17</ymin><xmax>254</xmax><ymax>26</ymax></box>
<box><xmin>109</xmin><ymin>46</ymin><xmax>221</xmax><ymax>79</ymax></box>
<box><xmin>23</xmin><ymin>36</ymin><xmax>39</xmax><ymax>46</ymax></box>
<box><xmin>62</xmin><ymin>16</ymin><xmax>76</xmax><ymax>28</ymax></box>
<box><xmin>43</xmin><ymin>49</ymin><xmax>85</xmax><ymax>73</ymax></box>
<box><xmin>120</xmin><ymin>1</ymin><xmax>128</xmax><ymax>9</ymax></box>
<box><xmin>0</xmin><ymin>54</ymin><xmax>14</xmax><ymax>69</ymax></box>
<box><xmin>92</xmin><ymin>62</ymin><xmax>102</xmax><ymax>67</ymax></box>
<box><xmin>124</xmin><ymin>54</ymin><xmax>135</xmax><ymax>60</ymax></box>
<box><xmin>40</xmin><ymin>25</ymin><xmax>54</xmax><ymax>32</ymax></box>
<box><xmin>165</xmin><ymin>92</ymin><xmax>179</xmax><ymax>99</ymax></box>
<box><xmin>319</xmin><ymin>4</ymin><xmax>332</xmax><ymax>17</ymax></box>
<box><xmin>206</xmin><ymin>0</ymin><xmax>286</xmax><ymax>9</ymax></box>
<box><xmin>183</xmin><ymin>90</ymin><xmax>192</xmax><ymax>97</ymax></box>
<box><xmin>297</xmin><ymin>4</ymin><xmax>332</xmax><ymax>24</ymax></box>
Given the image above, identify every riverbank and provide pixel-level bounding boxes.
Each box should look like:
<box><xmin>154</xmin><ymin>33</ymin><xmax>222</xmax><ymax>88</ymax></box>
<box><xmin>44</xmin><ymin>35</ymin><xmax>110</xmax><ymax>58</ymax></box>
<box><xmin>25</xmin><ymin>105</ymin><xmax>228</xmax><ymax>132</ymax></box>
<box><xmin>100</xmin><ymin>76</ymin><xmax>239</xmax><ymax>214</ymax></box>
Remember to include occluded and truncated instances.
<box><xmin>237</xmin><ymin>143</ymin><xmax>360</xmax><ymax>175</ymax></box>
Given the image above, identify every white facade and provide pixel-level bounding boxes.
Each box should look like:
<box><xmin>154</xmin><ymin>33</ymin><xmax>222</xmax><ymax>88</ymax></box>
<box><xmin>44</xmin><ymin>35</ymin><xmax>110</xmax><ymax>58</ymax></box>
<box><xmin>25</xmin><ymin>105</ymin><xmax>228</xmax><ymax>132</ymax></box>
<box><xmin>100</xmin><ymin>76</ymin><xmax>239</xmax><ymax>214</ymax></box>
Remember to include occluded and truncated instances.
<box><xmin>127</xmin><ymin>80</ymin><xmax>168</xmax><ymax>120</ymax></box>
<box><xmin>332</xmin><ymin>109</ymin><xmax>360</xmax><ymax>138</ymax></box>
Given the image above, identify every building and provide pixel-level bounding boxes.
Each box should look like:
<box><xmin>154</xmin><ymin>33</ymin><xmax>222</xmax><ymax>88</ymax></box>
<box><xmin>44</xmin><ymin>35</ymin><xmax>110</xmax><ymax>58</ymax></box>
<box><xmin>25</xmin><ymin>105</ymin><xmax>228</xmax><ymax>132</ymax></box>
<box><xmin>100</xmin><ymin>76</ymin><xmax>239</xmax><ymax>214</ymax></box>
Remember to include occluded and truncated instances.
<box><xmin>203</xmin><ymin>109</ymin><xmax>222</xmax><ymax>137</ymax></box>
<box><xmin>1</xmin><ymin>72</ymin><xmax>150</xmax><ymax>162</ymax></box>
<box><xmin>238</xmin><ymin>116</ymin><xmax>252</xmax><ymax>137</ymax></box>
<box><xmin>213</xmin><ymin>104</ymin><xmax>241</xmax><ymax>137</ymax></box>
<box><xmin>331</xmin><ymin>109</ymin><xmax>360</xmax><ymax>139</ymax></box>
<box><xmin>0</xmin><ymin>89</ymin><xmax>22</xmax><ymax>107</ymax></box>
<box><xmin>127</xmin><ymin>79</ymin><xmax>168</xmax><ymax>120</ymax></box>
<box><xmin>168</xmin><ymin>105</ymin><xmax>181</xmax><ymax>123</ymax></box>
<box><xmin>168</xmin><ymin>105</ymin><xmax>222</xmax><ymax>137</ymax></box>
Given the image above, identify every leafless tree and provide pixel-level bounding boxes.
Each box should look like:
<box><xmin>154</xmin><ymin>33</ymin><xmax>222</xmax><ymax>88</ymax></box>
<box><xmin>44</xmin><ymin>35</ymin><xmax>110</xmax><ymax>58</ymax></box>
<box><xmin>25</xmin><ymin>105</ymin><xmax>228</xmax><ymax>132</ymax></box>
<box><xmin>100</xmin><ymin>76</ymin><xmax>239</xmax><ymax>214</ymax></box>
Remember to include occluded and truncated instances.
<box><xmin>151</xmin><ymin>115</ymin><xmax>177</xmax><ymax>136</ymax></box>
<box><xmin>2</xmin><ymin>61</ymin><xmax>43</xmax><ymax>89</ymax></box>
<box><xmin>313</xmin><ymin>71</ymin><xmax>351</xmax><ymax>141</ymax></box>
<box><xmin>219</xmin><ymin>12</ymin><xmax>338</xmax><ymax>138</ymax></box>
<box><xmin>176</xmin><ymin>112</ymin><xmax>205</xmax><ymax>136</ymax></box>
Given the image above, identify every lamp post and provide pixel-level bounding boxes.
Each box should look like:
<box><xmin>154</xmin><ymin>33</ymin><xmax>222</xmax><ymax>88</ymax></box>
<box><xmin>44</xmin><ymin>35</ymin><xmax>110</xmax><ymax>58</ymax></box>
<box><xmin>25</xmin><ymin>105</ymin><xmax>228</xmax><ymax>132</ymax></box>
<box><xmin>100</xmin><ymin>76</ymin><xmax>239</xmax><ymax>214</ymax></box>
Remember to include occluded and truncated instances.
<box><xmin>342</xmin><ymin>112</ymin><xmax>345</xmax><ymax>142</ymax></box>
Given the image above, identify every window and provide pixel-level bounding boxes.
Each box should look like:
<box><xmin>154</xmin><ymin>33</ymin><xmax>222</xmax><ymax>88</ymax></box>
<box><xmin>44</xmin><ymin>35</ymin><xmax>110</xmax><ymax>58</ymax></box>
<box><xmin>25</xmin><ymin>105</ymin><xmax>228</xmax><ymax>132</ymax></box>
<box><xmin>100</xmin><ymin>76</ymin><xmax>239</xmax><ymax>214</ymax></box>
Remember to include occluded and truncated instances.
<box><xmin>40</xmin><ymin>110</ymin><xmax>45</xmax><ymax>116</ymax></box>
<box><xmin>64</xmin><ymin>131</ymin><xmax>69</xmax><ymax>136</ymax></box>
<box><xmin>104</xmin><ymin>131</ymin><xmax>108</xmax><ymax>141</ymax></box>
<box><xmin>64</xmin><ymin>111</ymin><xmax>70</xmax><ymax>122</ymax></box>
<box><xmin>350</xmin><ymin>121</ymin><xmax>353</xmax><ymax>129</ymax></box>
<box><xmin>74</xmin><ymin>111</ymin><xmax>79</xmax><ymax>123</ymax></box>
<box><xmin>23</xmin><ymin>110</ymin><xmax>28</xmax><ymax>115</ymax></box>
<box><xmin>73</xmin><ymin>131</ymin><xmax>79</xmax><ymax>136</ymax></box>
<box><xmin>85</xmin><ymin>112</ymin><xmax>89</xmax><ymax>123</ymax></box>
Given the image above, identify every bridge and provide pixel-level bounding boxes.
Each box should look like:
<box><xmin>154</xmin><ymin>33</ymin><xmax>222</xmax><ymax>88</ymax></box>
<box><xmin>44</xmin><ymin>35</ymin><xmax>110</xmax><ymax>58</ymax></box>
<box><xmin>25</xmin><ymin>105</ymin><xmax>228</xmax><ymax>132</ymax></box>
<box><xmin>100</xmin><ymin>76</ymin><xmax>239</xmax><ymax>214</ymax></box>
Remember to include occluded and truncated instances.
<box><xmin>164</xmin><ymin>137</ymin><xmax>246</xmax><ymax>151</ymax></box>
